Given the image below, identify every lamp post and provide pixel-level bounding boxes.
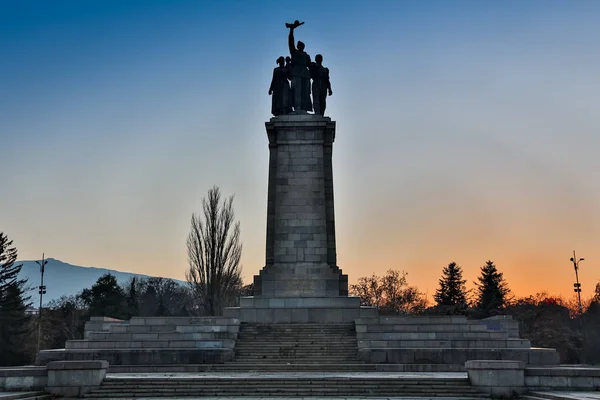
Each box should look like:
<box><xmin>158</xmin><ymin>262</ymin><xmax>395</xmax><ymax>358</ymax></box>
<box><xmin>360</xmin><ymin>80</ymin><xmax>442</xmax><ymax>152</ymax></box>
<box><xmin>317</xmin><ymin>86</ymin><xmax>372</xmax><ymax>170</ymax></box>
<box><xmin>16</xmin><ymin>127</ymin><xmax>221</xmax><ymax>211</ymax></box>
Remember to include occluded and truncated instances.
<box><xmin>570</xmin><ymin>250</ymin><xmax>584</xmax><ymax>314</ymax></box>
<box><xmin>570</xmin><ymin>250</ymin><xmax>586</xmax><ymax>364</ymax></box>
<box><xmin>35</xmin><ymin>254</ymin><xmax>48</xmax><ymax>354</ymax></box>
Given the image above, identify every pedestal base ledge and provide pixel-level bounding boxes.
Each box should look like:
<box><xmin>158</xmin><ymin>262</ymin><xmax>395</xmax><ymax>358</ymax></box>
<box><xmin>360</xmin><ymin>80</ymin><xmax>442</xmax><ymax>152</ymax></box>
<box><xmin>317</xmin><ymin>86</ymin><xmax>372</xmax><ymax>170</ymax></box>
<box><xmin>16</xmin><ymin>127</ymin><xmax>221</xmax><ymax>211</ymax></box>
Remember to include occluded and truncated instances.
<box><xmin>46</xmin><ymin>360</ymin><xmax>108</xmax><ymax>397</ymax></box>
<box><xmin>47</xmin><ymin>360</ymin><xmax>109</xmax><ymax>370</ymax></box>
<box><xmin>466</xmin><ymin>359</ymin><xmax>525</xmax><ymax>399</ymax></box>
<box><xmin>465</xmin><ymin>360</ymin><xmax>525</xmax><ymax>370</ymax></box>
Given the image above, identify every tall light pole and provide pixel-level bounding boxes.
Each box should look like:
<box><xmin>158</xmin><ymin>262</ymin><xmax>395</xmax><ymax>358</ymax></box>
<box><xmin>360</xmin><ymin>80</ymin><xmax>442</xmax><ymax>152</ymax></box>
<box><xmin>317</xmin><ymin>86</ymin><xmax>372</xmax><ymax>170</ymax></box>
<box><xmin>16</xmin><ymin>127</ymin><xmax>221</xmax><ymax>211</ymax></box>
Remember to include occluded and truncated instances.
<box><xmin>570</xmin><ymin>250</ymin><xmax>584</xmax><ymax>314</ymax></box>
<box><xmin>35</xmin><ymin>254</ymin><xmax>48</xmax><ymax>354</ymax></box>
<box><xmin>570</xmin><ymin>250</ymin><xmax>586</xmax><ymax>364</ymax></box>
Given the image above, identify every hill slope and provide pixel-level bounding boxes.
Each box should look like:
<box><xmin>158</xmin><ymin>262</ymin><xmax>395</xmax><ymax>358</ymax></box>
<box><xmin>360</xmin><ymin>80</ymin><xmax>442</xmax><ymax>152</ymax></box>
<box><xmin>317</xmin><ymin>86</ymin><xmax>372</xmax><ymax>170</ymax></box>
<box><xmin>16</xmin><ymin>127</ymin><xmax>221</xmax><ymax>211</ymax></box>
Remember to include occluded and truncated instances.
<box><xmin>16</xmin><ymin>258</ymin><xmax>185</xmax><ymax>306</ymax></box>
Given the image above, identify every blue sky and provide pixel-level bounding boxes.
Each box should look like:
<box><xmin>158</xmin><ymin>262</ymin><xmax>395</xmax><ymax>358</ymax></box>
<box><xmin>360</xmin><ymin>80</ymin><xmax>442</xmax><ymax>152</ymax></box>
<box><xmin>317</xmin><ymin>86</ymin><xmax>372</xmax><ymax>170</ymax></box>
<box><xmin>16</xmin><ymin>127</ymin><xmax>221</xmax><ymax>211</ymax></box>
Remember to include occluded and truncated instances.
<box><xmin>2</xmin><ymin>0</ymin><xmax>600</xmax><ymax>299</ymax></box>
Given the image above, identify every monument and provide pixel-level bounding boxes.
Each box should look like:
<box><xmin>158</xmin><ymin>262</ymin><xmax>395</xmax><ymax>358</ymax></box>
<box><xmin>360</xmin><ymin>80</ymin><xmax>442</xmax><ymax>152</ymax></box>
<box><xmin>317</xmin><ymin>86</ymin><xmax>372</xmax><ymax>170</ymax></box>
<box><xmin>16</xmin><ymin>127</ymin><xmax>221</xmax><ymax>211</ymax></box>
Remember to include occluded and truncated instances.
<box><xmin>225</xmin><ymin>21</ymin><xmax>374</xmax><ymax>323</ymax></box>
<box><xmin>21</xmin><ymin>21</ymin><xmax>588</xmax><ymax>399</ymax></box>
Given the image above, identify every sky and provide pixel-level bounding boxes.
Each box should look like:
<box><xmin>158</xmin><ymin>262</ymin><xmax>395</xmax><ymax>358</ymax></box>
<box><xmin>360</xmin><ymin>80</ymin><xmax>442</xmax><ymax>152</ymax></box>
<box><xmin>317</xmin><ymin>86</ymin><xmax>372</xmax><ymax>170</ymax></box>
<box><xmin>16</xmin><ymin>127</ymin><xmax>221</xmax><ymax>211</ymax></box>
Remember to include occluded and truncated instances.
<box><xmin>2</xmin><ymin>0</ymin><xmax>600</xmax><ymax>302</ymax></box>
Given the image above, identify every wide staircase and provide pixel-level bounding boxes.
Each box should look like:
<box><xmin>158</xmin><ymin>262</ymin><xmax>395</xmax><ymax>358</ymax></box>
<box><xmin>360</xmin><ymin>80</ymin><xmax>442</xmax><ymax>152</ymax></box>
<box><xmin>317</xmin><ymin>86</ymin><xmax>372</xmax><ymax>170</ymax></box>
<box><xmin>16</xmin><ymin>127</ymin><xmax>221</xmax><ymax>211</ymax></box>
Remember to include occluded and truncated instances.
<box><xmin>223</xmin><ymin>322</ymin><xmax>376</xmax><ymax>372</ymax></box>
<box><xmin>84</xmin><ymin>373</ymin><xmax>486</xmax><ymax>398</ymax></box>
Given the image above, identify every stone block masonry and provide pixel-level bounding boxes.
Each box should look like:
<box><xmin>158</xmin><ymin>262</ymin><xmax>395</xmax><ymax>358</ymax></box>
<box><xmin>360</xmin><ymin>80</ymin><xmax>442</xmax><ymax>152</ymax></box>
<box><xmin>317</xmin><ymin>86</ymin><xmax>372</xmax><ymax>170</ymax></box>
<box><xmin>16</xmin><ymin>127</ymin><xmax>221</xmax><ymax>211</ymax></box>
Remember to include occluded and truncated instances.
<box><xmin>254</xmin><ymin>114</ymin><xmax>347</xmax><ymax>297</ymax></box>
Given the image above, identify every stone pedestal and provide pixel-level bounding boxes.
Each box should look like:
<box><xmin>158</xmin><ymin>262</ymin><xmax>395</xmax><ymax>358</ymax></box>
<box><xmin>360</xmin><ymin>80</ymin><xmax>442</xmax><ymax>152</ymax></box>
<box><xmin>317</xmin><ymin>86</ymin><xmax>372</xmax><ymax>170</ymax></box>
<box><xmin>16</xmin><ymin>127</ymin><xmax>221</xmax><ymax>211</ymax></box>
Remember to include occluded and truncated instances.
<box><xmin>226</xmin><ymin>114</ymin><xmax>367</xmax><ymax>323</ymax></box>
<box><xmin>254</xmin><ymin>114</ymin><xmax>347</xmax><ymax>297</ymax></box>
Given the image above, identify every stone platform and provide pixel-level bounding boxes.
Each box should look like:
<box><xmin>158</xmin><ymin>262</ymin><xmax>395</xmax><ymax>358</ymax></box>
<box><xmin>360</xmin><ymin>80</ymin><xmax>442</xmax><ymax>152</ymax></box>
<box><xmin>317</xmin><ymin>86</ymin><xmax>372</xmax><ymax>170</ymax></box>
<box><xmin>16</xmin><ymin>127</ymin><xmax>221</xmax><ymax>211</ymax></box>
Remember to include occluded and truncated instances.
<box><xmin>34</xmin><ymin>314</ymin><xmax>560</xmax><ymax>374</ymax></box>
<box><xmin>356</xmin><ymin>316</ymin><xmax>559</xmax><ymax>368</ymax></box>
<box><xmin>36</xmin><ymin>316</ymin><xmax>239</xmax><ymax>366</ymax></box>
<box><xmin>224</xmin><ymin>296</ymin><xmax>377</xmax><ymax>323</ymax></box>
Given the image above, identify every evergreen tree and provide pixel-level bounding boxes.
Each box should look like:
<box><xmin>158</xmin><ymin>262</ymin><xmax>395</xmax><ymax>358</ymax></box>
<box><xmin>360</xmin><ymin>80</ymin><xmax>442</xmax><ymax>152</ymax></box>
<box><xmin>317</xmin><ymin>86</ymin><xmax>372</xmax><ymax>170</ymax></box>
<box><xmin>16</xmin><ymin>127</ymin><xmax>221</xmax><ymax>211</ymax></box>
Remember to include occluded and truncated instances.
<box><xmin>0</xmin><ymin>232</ymin><xmax>32</xmax><ymax>366</ymax></box>
<box><xmin>79</xmin><ymin>274</ymin><xmax>129</xmax><ymax>319</ymax></box>
<box><xmin>474</xmin><ymin>260</ymin><xmax>511</xmax><ymax>317</ymax></box>
<box><xmin>127</xmin><ymin>277</ymin><xmax>138</xmax><ymax>317</ymax></box>
<box><xmin>434</xmin><ymin>262</ymin><xmax>468</xmax><ymax>314</ymax></box>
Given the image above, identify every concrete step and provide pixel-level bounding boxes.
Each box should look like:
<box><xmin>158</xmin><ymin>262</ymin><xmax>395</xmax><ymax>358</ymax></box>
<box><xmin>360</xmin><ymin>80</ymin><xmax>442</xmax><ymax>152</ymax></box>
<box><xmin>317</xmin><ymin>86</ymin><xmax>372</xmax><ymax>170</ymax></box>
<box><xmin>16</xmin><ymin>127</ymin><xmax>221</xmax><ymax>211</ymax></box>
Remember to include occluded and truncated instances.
<box><xmin>358</xmin><ymin>338</ymin><xmax>532</xmax><ymax>349</ymax></box>
<box><xmin>0</xmin><ymin>393</ymin><xmax>51</xmax><ymax>400</ymax></box>
<box><xmin>85</xmin><ymin>392</ymin><xmax>487</xmax><ymax>398</ymax></box>
<box><xmin>240</xmin><ymin>296</ymin><xmax>362</xmax><ymax>308</ymax></box>
<box><xmin>106</xmin><ymin>363</ymin><xmax>471</xmax><ymax>373</ymax></box>
<box><xmin>93</xmin><ymin>386</ymin><xmax>481</xmax><ymax>392</ymax></box>
<box><xmin>234</xmin><ymin>356</ymin><xmax>360</xmax><ymax>360</ymax></box>
<box><xmin>359</xmin><ymin>324</ymin><xmax>495</xmax><ymax>332</ymax></box>
<box><xmin>234</xmin><ymin>342</ymin><xmax>358</xmax><ymax>347</ymax></box>
<box><xmin>357</xmin><ymin>331</ymin><xmax>509</xmax><ymax>340</ymax></box>
<box><xmin>128</xmin><ymin>316</ymin><xmax>239</xmax><ymax>326</ymax></box>
<box><xmin>522</xmin><ymin>396</ymin><xmax>551</xmax><ymax>400</ymax></box>
<box><xmin>359</xmin><ymin>347</ymin><xmax>560</xmax><ymax>365</ymax></box>
<box><xmin>239</xmin><ymin>330</ymin><xmax>356</xmax><ymax>335</ymax></box>
<box><xmin>89</xmin><ymin>332</ymin><xmax>237</xmax><ymax>341</ymax></box>
<box><xmin>236</xmin><ymin>335</ymin><xmax>356</xmax><ymax>340</ymax></box>
<box><xmin>235</xmin><ymin>350</ymin><xmax>359</xmax><ymax>355</ymax></box>
<box><xmin>108</xmin><ymin>324</ymin><xmax>177</xmax><ymax>333</ymax></box>
<box><xmin>176</xmin><ymin>325</ymin><xmax>240</xmax><ymax>333</ymax></box>
<box><xmin>37</xmin><ymin>347</ymin><xmax>234</xmax><ymax>366</ymax></box>
<box><xmin>87</xmin><ymin>376</ymin><xmax>486</xmax><ymax>397</ymax></box>
<box><xmin>235</xmin><ymin>349</ymin><xmax>358</xmax><ymax>360</ymax></box>
<box><xmin>108</xmin><ymin>363</ymin><xmax>377</xmax><ymax>373</ymax></box>
<box><xmin>527</xmin><ymin>393</ymin><xmax>584</xmax><ymax>400</ymax></box>
<box><xmin>65</xmin><ymin>339</ymin><xmax>235</xmax><ymax>349</ymax></box>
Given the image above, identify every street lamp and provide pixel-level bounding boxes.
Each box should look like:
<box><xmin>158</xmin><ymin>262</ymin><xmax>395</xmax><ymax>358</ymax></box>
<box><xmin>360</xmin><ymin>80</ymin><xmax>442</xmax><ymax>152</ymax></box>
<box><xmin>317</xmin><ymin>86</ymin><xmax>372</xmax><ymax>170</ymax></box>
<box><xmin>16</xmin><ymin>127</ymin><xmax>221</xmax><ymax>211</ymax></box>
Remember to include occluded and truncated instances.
<box><xmin>35</xmin><ymin>254</ymin><xmax>48</xmax><ymax>354</ymax></box>
<box><xmin>570</xmin><ymin>250</ymin><xmax>584</xmax><ymax>314</ymax></box>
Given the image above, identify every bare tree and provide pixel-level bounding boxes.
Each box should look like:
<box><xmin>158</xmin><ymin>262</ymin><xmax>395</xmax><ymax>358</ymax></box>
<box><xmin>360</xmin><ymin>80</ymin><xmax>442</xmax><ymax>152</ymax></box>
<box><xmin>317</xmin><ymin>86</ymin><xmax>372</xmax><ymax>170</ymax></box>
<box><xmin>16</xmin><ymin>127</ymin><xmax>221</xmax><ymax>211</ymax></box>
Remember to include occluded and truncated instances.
<box><xmin>350</xmin><ymin>269</ymin><xmax>427</xmax><ymax>315</ymax></box>
<box><xmin>186</xmin><ymin>186</ymin><xmax>243</xmax><ymax>316</ymax></box>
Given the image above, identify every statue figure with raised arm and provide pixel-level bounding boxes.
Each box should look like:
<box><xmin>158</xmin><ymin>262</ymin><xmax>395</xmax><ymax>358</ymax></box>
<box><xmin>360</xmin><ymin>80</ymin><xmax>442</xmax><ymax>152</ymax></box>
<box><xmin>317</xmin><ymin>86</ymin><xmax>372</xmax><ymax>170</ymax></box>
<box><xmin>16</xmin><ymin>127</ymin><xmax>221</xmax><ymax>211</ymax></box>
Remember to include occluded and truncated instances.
<box><xmin>287</xmin><ymin>20</ymin><xmax>313</xmax><ymax>113</ymax></box>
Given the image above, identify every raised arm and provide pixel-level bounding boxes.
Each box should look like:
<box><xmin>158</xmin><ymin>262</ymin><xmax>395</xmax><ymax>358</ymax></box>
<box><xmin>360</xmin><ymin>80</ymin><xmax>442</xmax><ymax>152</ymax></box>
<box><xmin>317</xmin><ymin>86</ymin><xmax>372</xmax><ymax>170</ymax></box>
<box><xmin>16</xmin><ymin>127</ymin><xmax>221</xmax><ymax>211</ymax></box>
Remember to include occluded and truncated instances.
<box><xmin>288</xmin><ymin>28</ymin><xmax>296</xmax><ymax>54</ymax></box>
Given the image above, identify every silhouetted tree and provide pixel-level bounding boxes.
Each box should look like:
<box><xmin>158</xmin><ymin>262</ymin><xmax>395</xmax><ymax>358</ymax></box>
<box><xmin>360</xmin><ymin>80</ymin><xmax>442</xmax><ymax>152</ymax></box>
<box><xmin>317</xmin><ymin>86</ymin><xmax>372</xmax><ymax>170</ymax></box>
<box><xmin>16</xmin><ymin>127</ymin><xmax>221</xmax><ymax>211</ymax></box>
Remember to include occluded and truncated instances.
<box><xmin>186</xmin><ymin>186</ymin><xmax>243</xmax><ymax>316</ymax></box>
<box><xmin>434</xmin><ymin>262</ymin><xmax>468</xmax><ymax>314</ymax></box>
<box><xmin>127</xmin><ymin>277</ymin><xmax>138</xmax><ymax>316</ymax></box>
<box><xmin>79</xmin><ymin>274</ymin><xmax>129</xmax><ymax>319</ymax></box>
<box><xmin>594</xmin><ymin>282</ymin><xmax>600</xmax><ymax>303</ymax></box>
<box><xmin>507</xmin><ymin>293</ymin><xmax>580</xmax><ymax>363</ymax></box>
<box><xmin>473</xmin><ymin>260</ymin><xmax>510</xmax><ymax>318</ymax></box>
<box><xmin>241</xmin><ymin>283</ymin><xmax>254</xmax><ymax>297</ymax></box>
<box><xmin>350</xmin><ymin>269</ymin><xmax>427</xmax><ymax>315</ymax></box>
<box><xmin>0</xmin><ymin>232</ymin><xmax>32</xmax><ymax>366</ymax></box>
<box><xmin>42</xmin><ymin>295</ymin><xmax>86</xmax><ymax>350</ymax></box>
<box><xmin>583</xmin><ymin>300</ymin><xmax>600</xmax><ymax>364</ymax></box>
<box><xmin>139</xmin><ymin>278</ymin><xmax>190</xmax><ymax>316</ymax></box>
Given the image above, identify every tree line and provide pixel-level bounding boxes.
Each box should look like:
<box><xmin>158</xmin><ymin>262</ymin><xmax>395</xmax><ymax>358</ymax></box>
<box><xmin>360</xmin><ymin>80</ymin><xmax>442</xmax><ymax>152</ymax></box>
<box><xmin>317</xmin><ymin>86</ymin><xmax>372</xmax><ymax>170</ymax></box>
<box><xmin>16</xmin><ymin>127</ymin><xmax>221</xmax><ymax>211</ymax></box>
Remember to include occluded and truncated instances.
<box><xmin>349</xmin><ymin>261</ymin><xmax>600</xmax><ymax>365</ymax></box>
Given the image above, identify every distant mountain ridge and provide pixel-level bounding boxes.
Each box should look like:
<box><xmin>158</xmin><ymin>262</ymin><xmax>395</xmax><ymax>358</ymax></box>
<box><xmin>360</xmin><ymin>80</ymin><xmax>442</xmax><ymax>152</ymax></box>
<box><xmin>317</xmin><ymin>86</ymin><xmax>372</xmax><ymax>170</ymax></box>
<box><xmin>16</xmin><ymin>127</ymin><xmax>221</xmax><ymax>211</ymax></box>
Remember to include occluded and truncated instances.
<box><xmin>16</xmin><ymin>258</ymin><xmax>185</xmax><ymax>306</ymax></box>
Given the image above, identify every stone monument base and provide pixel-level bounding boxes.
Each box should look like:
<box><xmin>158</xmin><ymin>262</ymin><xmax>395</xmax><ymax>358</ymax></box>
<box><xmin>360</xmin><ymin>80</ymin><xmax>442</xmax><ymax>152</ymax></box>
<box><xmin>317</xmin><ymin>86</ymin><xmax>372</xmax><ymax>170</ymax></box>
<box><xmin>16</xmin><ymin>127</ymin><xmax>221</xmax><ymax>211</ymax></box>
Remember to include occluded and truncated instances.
<box><xmin>224</xmin><ymin>296</ymin><xmax>377</xmax><ymax>323</ymax></box>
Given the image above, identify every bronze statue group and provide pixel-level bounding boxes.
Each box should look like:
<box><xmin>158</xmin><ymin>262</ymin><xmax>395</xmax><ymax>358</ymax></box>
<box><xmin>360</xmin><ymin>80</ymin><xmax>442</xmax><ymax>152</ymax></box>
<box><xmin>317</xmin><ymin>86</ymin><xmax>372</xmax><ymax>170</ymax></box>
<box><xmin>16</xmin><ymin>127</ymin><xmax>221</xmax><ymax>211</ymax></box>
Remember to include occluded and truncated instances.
<box><xmin>269</xmin><ymin>21</ymin><xmax>333</xmax><ymax>116</ymax></box>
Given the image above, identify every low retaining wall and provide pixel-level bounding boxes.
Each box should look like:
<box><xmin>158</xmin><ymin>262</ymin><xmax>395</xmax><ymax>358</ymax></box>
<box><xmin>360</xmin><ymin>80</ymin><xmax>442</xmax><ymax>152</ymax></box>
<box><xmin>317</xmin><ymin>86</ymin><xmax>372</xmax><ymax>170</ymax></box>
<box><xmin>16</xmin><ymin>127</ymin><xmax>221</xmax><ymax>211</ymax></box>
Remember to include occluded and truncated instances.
<box><xmin>525</xmin><ymin>366</ymin><xmax>600</xmax><ymax>390</ymax></box>
<box><xmin>466</xmin><ymin>361</ymin><xmax>600</xmax><ymax>398</ymax></box>
<box><xmin>0</xmin><ymin>360</ymin><xmax>108</xmax><ymax>396</ymax></box>
<box><xmin>46</xmin><ymin>360</ymin><xmax>108</xmax><ymax>397</ymax></box>
<box><xmin>466</xmin><ymin>360</ymin><xmax>525</xmax><ymax>398</ymax></box>
<box><xmin>0</xmin><ymin>366</ymin><xmax>47</xmax><ymax>391</ymax></box>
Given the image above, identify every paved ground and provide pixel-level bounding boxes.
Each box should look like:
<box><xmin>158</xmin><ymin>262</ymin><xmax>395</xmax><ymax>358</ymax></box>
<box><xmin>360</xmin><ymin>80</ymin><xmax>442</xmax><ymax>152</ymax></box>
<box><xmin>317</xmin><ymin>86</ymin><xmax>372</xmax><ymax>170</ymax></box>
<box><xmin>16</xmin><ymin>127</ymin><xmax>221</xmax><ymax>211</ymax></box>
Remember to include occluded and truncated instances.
<box><xmin>532</xmin><ymin>393</ymin><xmax>600</xmax><ymax>400</ymax></box>
<box><xmin>2</xmin><ymin>392</ymin><xmax>600</xmax><ymax>400</ymax></box>
<box><xmin>0</xmin><ymin>395</ymin><xmax>487</xmax><ymax>400</ymax></box>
